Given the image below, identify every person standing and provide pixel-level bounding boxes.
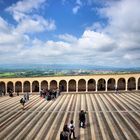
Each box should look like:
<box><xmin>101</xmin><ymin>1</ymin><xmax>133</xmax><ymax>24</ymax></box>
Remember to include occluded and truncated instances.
<box><xmin>79</xmin><ymin>110</ymin><xmax>86</xmax><ymax>128</ymax></box>
<box><xmin>60</xmin><ymin>124</ymin><xmax>69</xmax><ymax>140</ymax></box>
<box><xmin>68</xmin><ymin>120</ymin><xmax>76</xmax><ymax>139</ymax></box>
<box><xmin>20</xmin><ymin>97</ymin><xmax>25</xmax><ymax>109</ymax></box>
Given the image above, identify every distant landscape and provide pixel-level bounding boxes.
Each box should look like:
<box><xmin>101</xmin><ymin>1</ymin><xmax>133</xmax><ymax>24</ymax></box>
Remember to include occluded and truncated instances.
<box><xmin>0</xmin><ymin>64</ymin><xmax>140</xmax><ymax>78</ymax></box>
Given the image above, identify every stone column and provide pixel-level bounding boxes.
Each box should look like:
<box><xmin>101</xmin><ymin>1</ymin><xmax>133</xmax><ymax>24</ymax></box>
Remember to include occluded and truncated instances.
<box><xmin>86</xmin><ymin>81</ymin><xmax>88</xmax><ymax>92</ymax></box>
<box><xmin>5</xmin><ymin>83</ymin><xmax>7</xmax><ymax>95</ymax></box>
<box><xmin>67</xmin><ymin>82</ymin><xmax>69</xmax><ymax>93</ymax></box>
<box><xmin>30</xmin><ymin>83</ymin><xmax>32</xmax><ymax>93</ymax></box>
<box><xmin>96</xmin><ymin>83</ymin><xmax>97</xmax><ymax>92</ymax></box>
<box><xmin>39</xmin><ymin>82</ymin><xmax>41</xmax><ymax>92</ymax></box>
<box><xmin>136</xmin><ymin>79</ymin><xmax>138</xmax><ymax>91</ymax></box>
<box><xmin>105</xmin><ymin>81</ymin><xmax>107</xmax><ymax>92</ymax></box>
<box><xmin>21</xmin><ymin>83</ymin><xmax>24</xmax><ymax>93</ymax></box>
<box><xmin>125</xmin><ymin>83</ymin><xmax>127</xmax><ymax>91</ymax></box>
<box><xmin>48</xmin><ymin>82</ymin><xmax>50</xmax><ymax>90</ymax></box>
<box><xmin>76</xmin><ymin>81</ymin><xmax>78</xmax><ymax>92</ymax></box>
<box><xmin>13</xmin><ymin>82</ymin><xmax>15</xmax><ymax>93</ymax></box>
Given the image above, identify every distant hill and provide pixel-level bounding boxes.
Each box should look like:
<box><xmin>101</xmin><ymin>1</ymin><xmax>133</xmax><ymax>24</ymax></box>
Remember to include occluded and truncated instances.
<box><xmin>0</xmin><ymin>64</ymin><xmax>140</xmax><ymax>72</ymax></box>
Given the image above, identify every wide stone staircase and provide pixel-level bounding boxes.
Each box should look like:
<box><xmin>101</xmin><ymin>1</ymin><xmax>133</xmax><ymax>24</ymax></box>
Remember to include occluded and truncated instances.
<box><xmin>0</xmin><ymin>92</ymin><xmax>140</xmax><ymax>140</ymax></box>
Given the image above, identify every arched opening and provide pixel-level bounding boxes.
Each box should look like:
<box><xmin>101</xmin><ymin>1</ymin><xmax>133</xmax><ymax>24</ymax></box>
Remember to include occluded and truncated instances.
<box><xmin>23</xmin><ymin>81</ymin><xmax>30</xmax><ymax>92</ymax></box>
<box><xmin>50</xmin><ymin>80</ymin><xmax>57</xmax><ymax>90</ymax></box>
<box><xmin>59</xmin><ymin>80</ymin><xmax>67</xmax><ymax>92</ymax></box>
<box><xmin>117</xmin><ymin>78</ymin><xmax>125</xmax><ymax>90</ymax></box>
<box><xmin>15</xmin><ymin>81</ymin><xmax>22</xmax><ymax>93</ymax></box>
<box><xmin>69</xmin><ymin>79</ymin><xmax>76</xmax><ymax>92</ymax></box>
<box><xmin>41</xmin><ymin>80</ymin><xmax>48</xmax><ymax>90</ymax></box>
<box><xmin>107</xmin><ymin>78</ymin><xmax>115</xmax><ymax>91</ymax></box>
<box><xmin>97</xmin><ymin>79</ymin><xmax>106</xmax><ymax>91</ymax></box>
<box><xmin>78</xmin><ymin>79</ymin><xmax>86</xmax><ymax>91</ymax></box>
<box><xmin>32</xmin><ymin>81</ymin><xmax>39</xmax><ymax>92</ymax></box>
<box><xmin>127</xmin><ymin>77</ymin><xmax>136</xmax><ymax>90</ymax></box>
<box><xmin>88</xmin><ymin>79</ymin><xmax>96</xmax><ymax>91</ymax></box>
<box><xmin>0</xmin><ymin>82</ymin><xmax>6</xmax><ymax>94</ymax></box>
<box><xmin>7</xmin><ymin>81</ymin><xmax>14</xmax><ymax>93</ymax></box>
<box><xmin>138</xmin><ymin>78</ymin><xmax>140</xmax><ymax>90</ymax></box>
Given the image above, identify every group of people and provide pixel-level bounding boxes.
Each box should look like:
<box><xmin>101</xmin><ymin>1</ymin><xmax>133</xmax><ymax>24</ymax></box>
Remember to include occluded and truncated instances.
<box><xmin>40</xmin><ymin>88</ymin><xmax>61</xmax><ymax>101</ymax></box>
<box><xmin>20</xmin><ymin>92</ymin><xmax>30</xmax><ymax>109</ymax></box>
<box><xmin>60</xmin><ymin>120</ymin><xmax>76</xmax><ymax>140</ymax></box>
<box><xmin>60</xmin><ymin>110</ymin><xmax>86</xmax><ymax>140</ymax></box>
<box><xmin>0</xmin><ymin>90</ymin><xmax>5</xmax><ymax>96</ymax></box>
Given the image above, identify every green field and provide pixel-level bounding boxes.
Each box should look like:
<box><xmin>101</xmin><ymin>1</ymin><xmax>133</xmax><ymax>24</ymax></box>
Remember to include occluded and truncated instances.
<box><xmin>0</xmin><ymin>72</ymin><xmax>16</xmax><ymax>77</ymax></box>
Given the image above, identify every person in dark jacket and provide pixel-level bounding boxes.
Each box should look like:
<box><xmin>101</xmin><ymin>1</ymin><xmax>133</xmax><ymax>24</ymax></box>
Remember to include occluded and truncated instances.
<box><xmin>20</xmin><ymin>98</ymin><xmax>25</xmax><ymax>109</ymax></box>
<box><xmin>60</xmin><ymin>124</ymin><xmax>69</xmax><ymax>140</ymax></box>
<box><xmin>79</xmin><ymin>110</ymin><xmax>86</xmax><ymax>128</ymax></box>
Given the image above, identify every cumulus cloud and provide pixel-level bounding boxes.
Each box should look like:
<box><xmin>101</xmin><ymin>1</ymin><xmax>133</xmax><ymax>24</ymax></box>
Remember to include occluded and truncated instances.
<box><xmin>6</xmin><ymin>0</ymin><xmax>46</xmax><ymax>15</ymax></box>
<box><xmin>58</xmin><ymin>34</ymin><xmax>77</xmax><ymax>43</ymax></box>
<box><xmin>101</xmin><ymin>0</ymin><xmax>140</xmax><ymax>62</ymax></box>
<box><xmin>0</xmin><ymin>0</ymin><xmax>140</xmax><ymax>67</ymax></box>
<box><xmin>5</xmin><ymin>0</ymin><xmax>55</xmax><ymax>33</ymax></box>
<box><xmin>16</xmin><ymin>16</ymin><xmax>56</xmax><ymax>34</ymax></box>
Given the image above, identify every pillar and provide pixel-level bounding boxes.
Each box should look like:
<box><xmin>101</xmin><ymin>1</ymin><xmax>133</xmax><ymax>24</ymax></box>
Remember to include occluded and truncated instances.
<box><xmin>39</xmin><ymin>82</ymin><xmax>41</xmax><ymax>92</ymax></box>
<box><xmin>13</xmin><ymin>82</ymin><xmax>15</xmax><ymax>93</ymax></box>
<box><xmin>105</xmin><ymin>81</ymin><xmax>107</xmax><ymax>92</ymax></box>
<box><xmin>76</xmin><ymin>81</ymin><xmax>78</xmax><ymax>92</ymax></box>
<box><xmin>136</xmin><ymin>79</ymin><xmax>138</xmax><ymax>91</ymax></box>
<box><xmin>67</xmin><ymin>82</ymin><xmax>68</xmax><ymax>92</ymax></box>
<box><xmin>86</xmin><ymin>81</ymin><xmax>88</xmax><ymax>92</ymax></box>
<box><xmin>30</xmin><ymin>83</ymin><xmax>32</xmax><ymax>93</ymax></box>
<box><xmin>5</xmin><ymin>83</ymin><xmax>7</xmax><ymax>95</ymax></box>
<box><xmin>96</xmin><ymin>83</ymin><xmax>97</xmax><ymax>92</ymax></box>
<box><xmin>48</xmin><ymin>82</ymin><xmax>50</xmax><ymax>90</ymax></box>
<box><xmin>22</xmin><ymin>82</ymin><xmax>24</xmax><ymax>93</ymax></box>
<box><xmin>125</xmin><ymin>83</ymin><xmax>127</xmax><ymax>91</ymax></box>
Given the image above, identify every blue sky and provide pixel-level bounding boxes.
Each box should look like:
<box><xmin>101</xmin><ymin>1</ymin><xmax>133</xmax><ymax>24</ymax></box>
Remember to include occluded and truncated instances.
<box><xmin>0</xmin><ymin>0</ymin><xmax>140</xmax><ymax>67</ymax></box>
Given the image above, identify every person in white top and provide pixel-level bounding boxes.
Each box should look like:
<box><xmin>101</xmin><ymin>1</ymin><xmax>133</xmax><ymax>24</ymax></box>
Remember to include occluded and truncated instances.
<box><xmin>68</xmin><ymin>120</ymin><xmax>76</xmax><ymax>139</ymax></box>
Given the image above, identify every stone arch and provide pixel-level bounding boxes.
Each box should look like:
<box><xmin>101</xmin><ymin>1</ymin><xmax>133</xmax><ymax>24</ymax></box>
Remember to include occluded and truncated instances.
<box><xmin>23</xmin><ymin>81</ymin><xmax>30</xmax><ymax>92</ymax></box>
<box><xmin>97</xmin><ymin>79</ymin><xmax>106</xmax><ymax>91</ymax></box>
<box><xmin>88</xmin><ymin>79</ymin><xmax>96</xmax><ymax>91</ymax></box>
<box><xmin>0</xmin><ymin>82</ymin><xmax>6</xmax><ymax>94</ymax></box>
<box><xmin>59</xmin><ymin>80</ymin><xmax>67</xmax><ymax>92</ymax></box>
<box><xmin>78</xmin><ymin>79</ymin><xmax>86</xmax><ymax>91</ymax></box>
<box><xmin>15</xmin><ymin>81</ymin><xmax>22</xmax><ymax>92</ymax></box>
<box><xmin>41</xmin><ymin>80</ymin><xmax>48</xmax><ymax>90</ymax></box>
<box><xmin>107</xmin><ymin>78</ymin><xmax>115</xmax><ymax>91</ymax></box>
<box><xmin>7</xmin><ymin>81</ymin><xmax>14</xmax><ymax>93</ymax></box>
<box><xmin>69</xmin><ymin>79</ymin><xmax>76</xmax><ymax>92</ymax></box>
<box><xmin>117</xmin><ymin>78</ymin><xmax>125</xmax><ymax>90</ymax></box>
<box><xmin>127</xmin><ymin>77</ymin><xmax>136</xmax><ymax>90</ymax></box>
<box><xmin>50</xmin><ymin>80</ymin><xmax>57</xmax><ymax>90</ymax></box>
<box><xmin>32</xmin><ymin>81</ymin><xmax>39</xmax><ymax>92</ymax></box>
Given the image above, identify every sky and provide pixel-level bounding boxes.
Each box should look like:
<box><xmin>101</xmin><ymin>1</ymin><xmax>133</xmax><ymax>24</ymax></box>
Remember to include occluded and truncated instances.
<box><xmin>0</xmin><ymin>0</ymin><xmax>140</xmax><ymax>68</ymax></box>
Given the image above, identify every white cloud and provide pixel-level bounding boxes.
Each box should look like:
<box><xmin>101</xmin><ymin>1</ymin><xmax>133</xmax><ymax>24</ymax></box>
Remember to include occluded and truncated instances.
<box><xmin>0</xmin><ymin>17</ymin><xmax>12</xmax><ymax>33</ymax></box>
<box><xmin>16</xmin><ymin>16</ymin><xmax>56</xmax><ymax>33</ymax></box>
<box><xmin>77</xmin><ymin>30</ymin><xmax>116</xmax><ymax>51</ymax></box>
<box><xmin>6</xmin><ymin>0</ymin><xmax>46</xmax><ymax>14</ymax></box>
<box><xmin>72</xmin><ymin>5</ymin><xmax>80</xmax><ymax>14</ymax></box>
<box><xmin>5</xmin><ymin>0</ymin><xmax>56</xmax><ymax>34</ymax></box>
<box><xmin>0</xmin><ymin>0</ymin><xmax>140</xmax><ymax>67</ymax></box>
<box><xmin>58</xmin><ymin>34</ymin><xmax>77</xmax><ymax>43</ymax></box>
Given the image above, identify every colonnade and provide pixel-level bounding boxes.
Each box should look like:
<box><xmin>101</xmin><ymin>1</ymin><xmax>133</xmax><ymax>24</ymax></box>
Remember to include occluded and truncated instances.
<box><xmin>0</xmin><ymin>73</ymin><xmax>140</xmax><ymax>94</ymax></box>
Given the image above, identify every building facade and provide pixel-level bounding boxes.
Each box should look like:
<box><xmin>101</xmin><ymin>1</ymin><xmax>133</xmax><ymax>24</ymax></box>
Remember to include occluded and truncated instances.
<box><xmin>0</xmin><ymin>73</ymin><xmax>140</xmax><ymax>94</ymax></box>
